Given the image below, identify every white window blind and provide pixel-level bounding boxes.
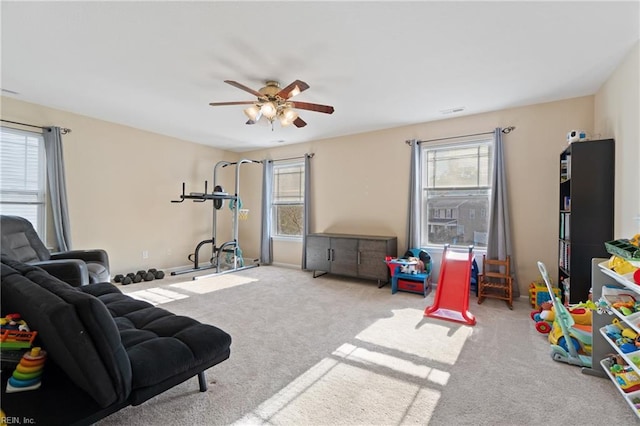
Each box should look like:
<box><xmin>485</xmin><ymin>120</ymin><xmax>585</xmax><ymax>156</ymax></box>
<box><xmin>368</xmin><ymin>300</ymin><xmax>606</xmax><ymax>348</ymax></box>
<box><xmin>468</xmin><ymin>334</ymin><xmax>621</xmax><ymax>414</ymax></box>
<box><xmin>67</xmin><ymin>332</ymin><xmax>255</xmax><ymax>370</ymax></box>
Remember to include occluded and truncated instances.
<box><xmin>421</xmin><ymin>138</ymin><xmax>493</xmax><ymax>248</ymax></box>
<box><xmin>0</xmin><ymin>126</ymin><xmax>46</xmax><ymax>234</ymax></box>
<box><xmin>272</xmin><ymin>161</ymin><xmax>304</xmax><ymax>237</ymax></box>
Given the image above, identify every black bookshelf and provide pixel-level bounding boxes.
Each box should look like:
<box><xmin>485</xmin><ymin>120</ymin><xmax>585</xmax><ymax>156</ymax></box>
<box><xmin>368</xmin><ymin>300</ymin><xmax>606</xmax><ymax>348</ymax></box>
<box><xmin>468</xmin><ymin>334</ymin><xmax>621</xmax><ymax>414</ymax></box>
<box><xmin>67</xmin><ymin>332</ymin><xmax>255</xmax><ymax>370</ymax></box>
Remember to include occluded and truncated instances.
<box><xmin>558</xmin><ymin>139</ymin><xmax>614</xmax><ymax>304</ymax></box>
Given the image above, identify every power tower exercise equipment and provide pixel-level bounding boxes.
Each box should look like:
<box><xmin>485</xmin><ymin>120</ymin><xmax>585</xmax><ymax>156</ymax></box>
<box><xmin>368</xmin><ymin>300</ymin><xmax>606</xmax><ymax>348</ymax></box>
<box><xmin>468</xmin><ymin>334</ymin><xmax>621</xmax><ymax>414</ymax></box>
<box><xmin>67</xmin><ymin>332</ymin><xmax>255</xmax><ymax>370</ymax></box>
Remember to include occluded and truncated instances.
<box><xmin>171</xmin><ymin>159</ymin><xmax>260</xmax><ymax>279</ymax></box>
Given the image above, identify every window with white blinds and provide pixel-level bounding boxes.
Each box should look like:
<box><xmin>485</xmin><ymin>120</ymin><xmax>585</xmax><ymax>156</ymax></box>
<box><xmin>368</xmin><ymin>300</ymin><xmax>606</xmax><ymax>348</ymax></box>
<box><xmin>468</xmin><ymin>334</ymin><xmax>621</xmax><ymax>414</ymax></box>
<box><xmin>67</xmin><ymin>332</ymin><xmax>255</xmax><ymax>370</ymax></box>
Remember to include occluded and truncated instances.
<box><xmin>421</xmin><ymin>137</ymin><xmax>493</xmax><ymax>248</ymax></box>
<box><xmin>0</xmin><ymin>126</ymin><xmax>46</xmax><ymax>234</ymax></box>
<box><xmin>272</xmin><ymin>161</ymin><xmax>305</xmax><ymax>238</ymax></box>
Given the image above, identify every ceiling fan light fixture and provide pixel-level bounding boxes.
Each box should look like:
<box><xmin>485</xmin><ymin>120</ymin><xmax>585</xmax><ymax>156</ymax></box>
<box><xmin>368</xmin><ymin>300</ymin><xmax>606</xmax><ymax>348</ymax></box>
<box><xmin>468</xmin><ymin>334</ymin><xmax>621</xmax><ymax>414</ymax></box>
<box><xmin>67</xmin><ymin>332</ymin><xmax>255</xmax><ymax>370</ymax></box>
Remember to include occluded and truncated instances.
<box><xmin>261</xmin><ymin>102</ymin><xmax>277</xmax><ymax>119</ymax></box>
<box><xmin>279</xmin><ymin>108</ymin><xmax>299</xmax><ymax>126</ymax></box>
<box><xmin>243</xmin><ymin>105</ymin><xmax>260</xmax><ymax>121</ymax></box>
<box><xmin>210</xmin><ymin>79</ymin><xmax>334</xmax><ymax>130</ymax></box>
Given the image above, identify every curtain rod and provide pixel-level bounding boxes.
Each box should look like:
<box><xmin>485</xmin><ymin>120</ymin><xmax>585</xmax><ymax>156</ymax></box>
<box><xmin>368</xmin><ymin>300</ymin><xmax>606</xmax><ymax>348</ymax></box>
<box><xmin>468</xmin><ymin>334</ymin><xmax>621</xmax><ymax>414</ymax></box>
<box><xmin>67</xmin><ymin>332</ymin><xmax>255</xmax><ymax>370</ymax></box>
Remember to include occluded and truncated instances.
<box><xmin>267</xmin><ymin>153</ymin><xmax>314</xmax><ymax>163</ymax></box>
<box><xmin>1</xmin><ymin>119</ymin><xmax>72</xmax><ymax>134</ymax></box>
<box><xmin>406</xmin><ymin>126</ymin><xmax>515</xmax><ymax>145</ymax></box>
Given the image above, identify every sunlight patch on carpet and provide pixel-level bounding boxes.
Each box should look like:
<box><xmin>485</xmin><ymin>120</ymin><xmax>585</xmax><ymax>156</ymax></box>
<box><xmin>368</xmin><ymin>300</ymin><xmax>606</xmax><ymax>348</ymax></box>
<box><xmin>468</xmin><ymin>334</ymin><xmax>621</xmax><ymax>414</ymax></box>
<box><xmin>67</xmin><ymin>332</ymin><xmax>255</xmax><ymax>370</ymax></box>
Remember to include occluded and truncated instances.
<box><xmin>125</xmin><ymin>288</ymin><xmax>189</xmax><ymax>306</ymax></box>
<box><xmin>232</xmin><ymin>358</ymin><xmax>440</xmax><ymax>425</ymax></box>
<box><xmin>355</xmin><ymin>308</ymin><xmax>473</xmax><ymax>365</ymax></box>
<box><xmin>170</xmin><ymin>274</ymin><xmax>258</xmax><ymax>294</ymax></box>
<box><xmin>231</xmin><ymin>307</ymin><xmax>471</xmax><ymax>425</ymax></box>
<box><xmin>332</xmin><ymin>343</ymin><xmax>450</xmax><ymax>385</ymax></box>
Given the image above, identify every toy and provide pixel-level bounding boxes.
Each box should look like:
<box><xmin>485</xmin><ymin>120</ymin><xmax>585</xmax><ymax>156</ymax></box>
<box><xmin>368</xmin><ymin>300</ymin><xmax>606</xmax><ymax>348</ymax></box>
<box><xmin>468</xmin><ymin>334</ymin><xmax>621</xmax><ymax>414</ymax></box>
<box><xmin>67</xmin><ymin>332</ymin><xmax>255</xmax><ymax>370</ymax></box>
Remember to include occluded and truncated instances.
<box><xmin>609</xmin><ymin>255</ymin><xmax>638</xmax><ymax>275</ymax></box>
<box><xmin>0</xmin><ymin>314</ymin><xmax>30</xmax><ymax>331</ymax></box>
<box><xmin>531</xmin><ymin>301</ymin><xmax>555</xmax><ymax>333</ymax></box>
<box><xmin>400</xmin><ymin>258</ymin><xmax>419</xmax><ymax>274</ymax></box>
<box><xmin>531</xmin><ymin>300</ymin><xmax>592</xmax><ymax>334</ymax></box>
<box><xmin>6</xmin><ymin>347</ymin><xmax>46</xmax><ymax>393</ymax></box>
<box><xmin>601</xmin><ymin>289</ymin><xmax>639</xmax><ymax>317</ymax></box>
<box><xmin>529</xmin><ymin>280</ymin><xmax>561</xmax><ymax>309</ymax></box>
<box><xmin>0</xmin><ymin>314</ymin><xmax>37</xmax><ymax>350</ymax></box>
<box><xmin>424</xmin><ymin>245</ymin><xmax>475</xmax><ymax>325</ymax></box>
<box><xmin>604</xmin><ymin>354</ymin><xmax>640</xmax><ymax>393</ymax></box>
<box><xmin>606</xmin><ymin>237</ymin><xmax>640</xmax><ymax>269</ymax></box>
<box><xmin>386</xmin><ymin>249</ymin><xmax>432</xmax><ymax>297</ymax></box>
<box><xmin>616</xmin><ymin>370</ymin><xmax>640</xmax><ymax>393</ymax></box>
<box><xmin>537</xmin><ymin>261</ymin><xmax>592</xmax><ymax>367</ymax></box>
<box><xmin>603</xmin><ymin>319</ymin><xmax>640</xmax><ymax>353</ymax></box>
<box><xmin>567</xmin><ymin>130</ymin><xmax>586</xmax><ymax>143</ymax></box>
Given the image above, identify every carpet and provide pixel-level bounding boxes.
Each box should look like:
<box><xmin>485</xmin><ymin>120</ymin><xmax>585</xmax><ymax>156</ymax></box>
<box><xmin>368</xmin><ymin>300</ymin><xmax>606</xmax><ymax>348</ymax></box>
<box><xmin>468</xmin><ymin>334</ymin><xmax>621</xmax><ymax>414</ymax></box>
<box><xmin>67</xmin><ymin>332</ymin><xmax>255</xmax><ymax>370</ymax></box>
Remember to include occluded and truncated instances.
<box><xmin>170</xmin><ymin>274</ymin><xmax>258</xmax><ymax>295</ymax></box>
<box><xmin>98</xmin><ymin>265</ymin><xmax>638</xmax><ymax>425</ymax></box>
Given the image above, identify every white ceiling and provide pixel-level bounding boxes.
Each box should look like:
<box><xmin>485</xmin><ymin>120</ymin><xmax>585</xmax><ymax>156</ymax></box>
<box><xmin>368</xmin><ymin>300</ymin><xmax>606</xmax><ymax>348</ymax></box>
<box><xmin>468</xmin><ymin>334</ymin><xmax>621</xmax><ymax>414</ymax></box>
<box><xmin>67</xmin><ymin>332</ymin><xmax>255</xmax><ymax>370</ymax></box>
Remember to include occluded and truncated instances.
<box><xmin>2</xmin><ymin>1</ymin><xmax>639</xmax><ymax>152</ymax></box>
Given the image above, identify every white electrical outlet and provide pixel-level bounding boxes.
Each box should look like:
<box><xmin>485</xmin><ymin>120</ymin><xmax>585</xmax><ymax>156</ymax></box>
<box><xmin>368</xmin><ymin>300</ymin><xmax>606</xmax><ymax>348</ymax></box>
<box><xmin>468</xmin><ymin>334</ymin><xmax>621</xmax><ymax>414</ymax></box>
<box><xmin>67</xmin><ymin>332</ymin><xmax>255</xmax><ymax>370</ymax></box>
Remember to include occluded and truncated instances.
<box><xmin>142</xmin><ymin>250</ymin><xmax>149</xmax><ymax>259</ymax></box>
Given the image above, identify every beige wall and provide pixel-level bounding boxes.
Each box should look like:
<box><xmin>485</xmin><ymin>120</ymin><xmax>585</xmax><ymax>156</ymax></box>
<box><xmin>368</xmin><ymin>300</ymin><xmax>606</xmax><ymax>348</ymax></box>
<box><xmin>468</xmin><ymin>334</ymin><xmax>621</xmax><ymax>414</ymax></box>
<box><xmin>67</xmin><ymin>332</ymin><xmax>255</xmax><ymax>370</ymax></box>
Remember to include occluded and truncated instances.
<box><xmin>4</xmin><ymin>54</ymin><xmax>636</xmax><ymax>297</ymax></box>
<box><xmin>1</xmin><ymin>96</ymin><xmax>237</xmax><ymax>275</ymax></box>
<box><xmin>594</xmin><ymin>40</ymin><xmax>640</xmax><ymax>238</ymax></box>
<box><xmin>242</xmin><ymin>96</ymin><xmax>596</xmax><ymax>296</ymax></box>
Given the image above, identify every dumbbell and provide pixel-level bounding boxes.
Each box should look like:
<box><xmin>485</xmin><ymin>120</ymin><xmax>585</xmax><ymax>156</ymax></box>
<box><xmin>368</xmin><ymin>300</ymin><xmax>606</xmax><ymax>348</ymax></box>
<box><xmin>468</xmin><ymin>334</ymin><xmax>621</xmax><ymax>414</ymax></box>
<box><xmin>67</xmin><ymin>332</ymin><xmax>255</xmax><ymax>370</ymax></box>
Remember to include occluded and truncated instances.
<box><xmin>113</xmin><ymin>274</ymin><xmax>124</xmax><ymax>283</ymax></box>
<box><xmin>148</xmin><ymin>268</ymin><xmax>165</xmax><ymax>279</ymax></box>
<box><xmin>120</xmin><ymin>272</ymin><xmax>137</xmax><ymax>285</ymax></box>
<box><xmin>142</xmin><ymin>271</ymin><xmax>155</xmax><ymax>281</ymax></box>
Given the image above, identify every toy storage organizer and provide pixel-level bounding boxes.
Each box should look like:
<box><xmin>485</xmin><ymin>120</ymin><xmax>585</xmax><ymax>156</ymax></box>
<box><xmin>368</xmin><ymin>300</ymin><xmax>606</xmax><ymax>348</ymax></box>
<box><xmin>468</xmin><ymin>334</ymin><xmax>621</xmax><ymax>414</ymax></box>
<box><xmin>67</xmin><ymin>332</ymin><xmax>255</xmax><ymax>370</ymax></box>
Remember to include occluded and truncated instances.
<box><xmin>385</xmin><ymin>255</ymin><xmax>432</xmax><ymax>297</ymax></box>
<box><xmin>586</xmin><ymin>258</ymin><xmax>640</xmax><ymax>419</ymax></box>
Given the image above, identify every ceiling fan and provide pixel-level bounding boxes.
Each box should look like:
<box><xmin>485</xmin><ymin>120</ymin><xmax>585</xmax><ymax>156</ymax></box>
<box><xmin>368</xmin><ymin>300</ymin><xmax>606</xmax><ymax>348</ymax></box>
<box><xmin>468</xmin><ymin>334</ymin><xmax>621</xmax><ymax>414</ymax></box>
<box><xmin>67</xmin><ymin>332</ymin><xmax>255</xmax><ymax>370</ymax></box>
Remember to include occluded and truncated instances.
<box><xmin>209</xmin><ymin>80</ymin><xmax>334</xmax><ymax>129</ymax></box>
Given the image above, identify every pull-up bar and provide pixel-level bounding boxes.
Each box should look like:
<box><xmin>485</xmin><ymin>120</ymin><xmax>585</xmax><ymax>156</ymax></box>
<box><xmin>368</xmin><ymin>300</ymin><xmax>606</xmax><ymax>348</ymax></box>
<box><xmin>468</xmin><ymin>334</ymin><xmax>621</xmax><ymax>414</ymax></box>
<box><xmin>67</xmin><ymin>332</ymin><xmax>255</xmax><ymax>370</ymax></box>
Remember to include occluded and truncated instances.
<box><xmin>170</xmin><ymin>159</ymin><xmax>260</xmax><ymax>279</ymax></box>
<box><xmin>171</xmin><ymin>181</ymin><xmax>235</xmax><ymax>204</ymax></box>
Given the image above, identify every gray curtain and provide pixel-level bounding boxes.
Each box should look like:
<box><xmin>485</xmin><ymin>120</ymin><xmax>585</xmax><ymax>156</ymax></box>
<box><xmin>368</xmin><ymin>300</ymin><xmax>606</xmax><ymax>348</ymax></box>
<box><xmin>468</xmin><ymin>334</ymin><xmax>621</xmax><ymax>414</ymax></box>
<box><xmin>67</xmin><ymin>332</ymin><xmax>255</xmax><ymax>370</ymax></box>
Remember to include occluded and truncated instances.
<box><xmin>260</xmin><ymin>160</ymin><xmax>274</xmax><ymax>264</ymax></box>
<box><xmin>487</xmin><ymin>128</ymin><xmax>518</xmax><ymax>297</ymax></box>
<box><xmin>44</xmin><ymin>126</ymin><xmax>72</xmax><ymax>251</ymax></box>
<box><xmin>407</xmin><ymin>140</ymin><xmax>421</xmax><ymax>249</ymax></box>
<box><xmin>301</xmin><ymin>154</ymin><xmax>311</xmax><ymax>269</ymax></box>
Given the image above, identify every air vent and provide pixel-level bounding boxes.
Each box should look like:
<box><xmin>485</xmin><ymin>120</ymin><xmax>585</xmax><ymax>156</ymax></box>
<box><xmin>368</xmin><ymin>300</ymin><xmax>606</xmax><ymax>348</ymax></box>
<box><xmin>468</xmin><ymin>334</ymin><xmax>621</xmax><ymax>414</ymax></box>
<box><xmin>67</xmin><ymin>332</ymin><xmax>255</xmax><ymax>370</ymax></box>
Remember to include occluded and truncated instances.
<box><xmin>440</xmin><ymin>107</ymin><xmax>466</xmax><ymax>115</ymax></box>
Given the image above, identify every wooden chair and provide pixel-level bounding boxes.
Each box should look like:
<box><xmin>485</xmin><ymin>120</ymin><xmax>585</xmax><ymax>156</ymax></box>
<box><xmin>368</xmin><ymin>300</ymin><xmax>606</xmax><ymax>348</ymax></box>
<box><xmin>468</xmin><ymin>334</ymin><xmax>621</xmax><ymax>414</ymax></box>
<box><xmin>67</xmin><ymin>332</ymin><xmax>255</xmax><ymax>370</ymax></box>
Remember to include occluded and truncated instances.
<box><xmin>477</xmin><ymin>254</ymin><xmax>513</xmax><ymax>309</ymax></box>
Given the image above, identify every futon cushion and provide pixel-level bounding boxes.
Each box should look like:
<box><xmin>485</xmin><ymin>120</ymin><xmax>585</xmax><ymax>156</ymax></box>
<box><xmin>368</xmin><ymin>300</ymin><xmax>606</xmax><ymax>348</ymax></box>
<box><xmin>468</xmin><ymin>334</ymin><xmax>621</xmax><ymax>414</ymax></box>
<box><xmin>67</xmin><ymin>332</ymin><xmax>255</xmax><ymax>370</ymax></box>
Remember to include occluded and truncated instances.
<box><xmin>89</xmin><ymin>291</ymin><xmax>232</xmax><ymax>390</ymax></box>
<box><xmin>0</xmin><ymin>257</ymin><xmax>126</xmax><ymax>407</ymax></box>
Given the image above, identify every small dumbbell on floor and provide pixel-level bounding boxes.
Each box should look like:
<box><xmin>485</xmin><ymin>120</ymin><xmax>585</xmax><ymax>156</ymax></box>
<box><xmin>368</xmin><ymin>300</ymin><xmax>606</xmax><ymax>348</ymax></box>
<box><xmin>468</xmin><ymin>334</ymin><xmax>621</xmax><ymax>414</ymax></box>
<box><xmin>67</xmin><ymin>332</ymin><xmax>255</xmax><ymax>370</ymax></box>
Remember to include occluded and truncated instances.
<box><xmin>114</xmin><ymin>269</ymin><xmax>165</xmax><ymax>285</ymax></box>
<box><xmin>118</xmin><ymin>273</ymin><xmax>140</xmax><ymax>285</ymax></box>
<box><xmin>148</xmin><ymin>268</ymin><xmax>165</xmax><ymax>280</ymax></box>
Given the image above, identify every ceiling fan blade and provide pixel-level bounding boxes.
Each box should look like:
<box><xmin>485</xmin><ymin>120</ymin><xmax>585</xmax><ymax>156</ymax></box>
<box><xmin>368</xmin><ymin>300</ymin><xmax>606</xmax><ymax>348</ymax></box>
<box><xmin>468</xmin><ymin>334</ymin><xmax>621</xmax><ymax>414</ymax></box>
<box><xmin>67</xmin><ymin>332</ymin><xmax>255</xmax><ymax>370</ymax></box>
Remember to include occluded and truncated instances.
<box><xmin>277</xmin><ymin>80</ymin><xmax>310</xmax><ymax>99</ymax></box>
<box><xmin>290</xmin><ymin>101</ymin><xmax>334</xmax><ymax>114</ymax></box>
<box><xmin>209</xmin><ymin>101</ymin><xmax>256</xmax><ymax>106</ymax></box>
<box><xmin>224</xmin><ymin>80</ymin><xmax>263</xmax><ymax>98</ymax></box>
<box><xmin>293</xmin><ymin>117</ymin><xmax>307</xmax><ymax>128</ymax></box>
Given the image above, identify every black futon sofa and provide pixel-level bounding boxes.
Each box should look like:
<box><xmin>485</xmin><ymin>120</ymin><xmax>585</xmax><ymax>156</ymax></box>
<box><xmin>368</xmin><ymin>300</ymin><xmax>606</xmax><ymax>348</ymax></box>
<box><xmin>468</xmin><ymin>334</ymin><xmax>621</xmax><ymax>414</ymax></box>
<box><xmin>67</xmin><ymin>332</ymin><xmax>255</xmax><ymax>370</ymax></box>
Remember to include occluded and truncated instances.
<box><xmin>0</xmin><ymin>256</ymin><xmax>232</xmax><ymax>425</ymax></box>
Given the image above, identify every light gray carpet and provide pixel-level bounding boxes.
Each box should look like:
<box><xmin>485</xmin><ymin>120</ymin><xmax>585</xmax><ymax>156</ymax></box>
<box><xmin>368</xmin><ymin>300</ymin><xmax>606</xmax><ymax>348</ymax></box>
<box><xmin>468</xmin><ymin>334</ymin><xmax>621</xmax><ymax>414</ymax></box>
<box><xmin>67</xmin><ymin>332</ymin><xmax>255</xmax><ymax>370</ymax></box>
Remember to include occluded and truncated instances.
<box><xmin>97</xmin><ymin>265</ymin><xmax>638</xmax><ymax>425</ymax></box>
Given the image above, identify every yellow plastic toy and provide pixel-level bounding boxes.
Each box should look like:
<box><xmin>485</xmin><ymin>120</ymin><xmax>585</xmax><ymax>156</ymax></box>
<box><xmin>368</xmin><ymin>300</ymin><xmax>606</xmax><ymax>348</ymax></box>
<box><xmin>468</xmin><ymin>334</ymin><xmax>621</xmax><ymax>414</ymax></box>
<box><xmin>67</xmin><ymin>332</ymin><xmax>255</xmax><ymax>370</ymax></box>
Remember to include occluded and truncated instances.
<box><xmin>609</xmin><ymin>255</ymin><xmax>637</xmax><ymax>275</ymax></box>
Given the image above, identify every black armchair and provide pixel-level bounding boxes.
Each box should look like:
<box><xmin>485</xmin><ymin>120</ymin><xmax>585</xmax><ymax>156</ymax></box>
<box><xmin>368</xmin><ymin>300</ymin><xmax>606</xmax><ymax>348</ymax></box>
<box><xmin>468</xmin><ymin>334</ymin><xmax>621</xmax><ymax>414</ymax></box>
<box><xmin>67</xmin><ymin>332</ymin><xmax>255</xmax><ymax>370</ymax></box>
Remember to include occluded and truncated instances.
<box><xmin>0</xmin><ymin>215</ymin><xmax>110</xmax><ymax>286</ymax></box>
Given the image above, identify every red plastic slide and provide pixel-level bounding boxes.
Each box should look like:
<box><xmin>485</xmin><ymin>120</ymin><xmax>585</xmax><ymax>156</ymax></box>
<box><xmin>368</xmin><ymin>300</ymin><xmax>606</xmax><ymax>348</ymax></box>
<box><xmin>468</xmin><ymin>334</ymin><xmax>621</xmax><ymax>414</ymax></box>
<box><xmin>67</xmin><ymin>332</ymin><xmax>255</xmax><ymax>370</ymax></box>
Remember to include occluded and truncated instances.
<box><xmin>424</xmin><ymin>245</ymin><xmax>476</xmax><ymax>326</ymax></box>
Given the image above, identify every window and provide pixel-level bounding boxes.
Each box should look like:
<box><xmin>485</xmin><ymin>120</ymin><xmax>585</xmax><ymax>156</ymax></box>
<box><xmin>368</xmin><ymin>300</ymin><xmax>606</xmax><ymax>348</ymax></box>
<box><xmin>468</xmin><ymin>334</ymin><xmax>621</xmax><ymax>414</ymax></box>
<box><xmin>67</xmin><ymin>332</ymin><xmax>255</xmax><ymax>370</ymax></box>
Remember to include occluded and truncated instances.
<box><xmin>421</xmin><ymin>137</ymin><xmax>493</xmax><ymax>248</ymax></box>
<box><xmin>272</xmin><ymin>161</ymin><xmax>304</xmax><ymax>237</ymax></box>
<box><xmin>0</xmin><ymin>127</ymin><xmax>46</xmax><ymax>234</ymax></box>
